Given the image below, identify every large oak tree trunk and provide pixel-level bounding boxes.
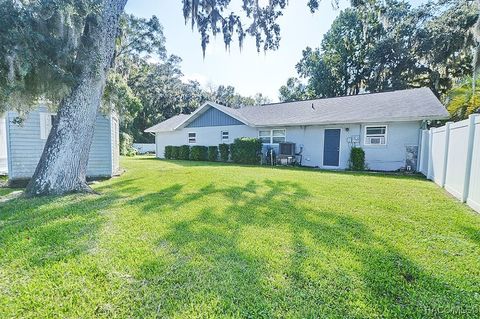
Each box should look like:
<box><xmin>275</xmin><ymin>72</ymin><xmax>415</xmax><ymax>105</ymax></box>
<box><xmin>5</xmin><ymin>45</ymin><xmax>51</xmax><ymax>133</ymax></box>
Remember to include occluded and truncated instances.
<box><xmin>25</xmin><ymin>0</ymin><xmax>128</xmax><ymax>196</ymax></box>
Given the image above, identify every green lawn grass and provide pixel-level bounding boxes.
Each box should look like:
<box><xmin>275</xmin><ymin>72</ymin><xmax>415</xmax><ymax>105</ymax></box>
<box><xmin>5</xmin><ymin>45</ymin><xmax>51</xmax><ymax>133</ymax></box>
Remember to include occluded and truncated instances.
<box><xmin>1</xmin><ymin>157</ymin><xmax>479</xmax><ymax>318</ymax></box>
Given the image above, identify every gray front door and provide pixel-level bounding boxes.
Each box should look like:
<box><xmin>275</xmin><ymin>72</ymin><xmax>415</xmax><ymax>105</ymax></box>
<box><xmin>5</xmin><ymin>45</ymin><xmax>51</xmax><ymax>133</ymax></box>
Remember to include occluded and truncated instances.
<box><xmin>323</xmin><ymin>129</ymin><xmax>341</xmax><ymax>167</ymax></box>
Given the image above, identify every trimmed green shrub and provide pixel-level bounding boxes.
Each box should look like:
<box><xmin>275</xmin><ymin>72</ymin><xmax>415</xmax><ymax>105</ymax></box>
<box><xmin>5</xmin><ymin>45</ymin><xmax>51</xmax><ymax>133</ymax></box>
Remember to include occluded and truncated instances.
<box><xmin>219</xmin><ymin>143</ymin><xmax>230</xmax><ymax>162</ymax></box>
<box><xmin>208</xmin><ymin>146</ymin><xmax>219</xmax><ymax>162</ymax></box>
<box><xmin>190</xmin><ymin>146</ymin><xmax>208</xmax><ymax>161</ymax></box>
<box><xmin>231</xmin><ymin>138</ymin><xmax>262</xmax><ymax>164</ymax></box>
<box><xmin>164</xmin><ymin>146</ymin><xmax>173</xmax><ymax>159</ymax></box>
<box><xmin>349</xmin><ymin>147</ymin><xmax>366</xmax><ymax>171</ymax></box>
<box><xmin>179</xmin><ymin>145</ymin><xmax>190</xmax><ymax>160</ymax></box>
<box><xmin>171</xmin><ymin>146</ymin><xmax>180</xmax><ymax>160</ymax></box>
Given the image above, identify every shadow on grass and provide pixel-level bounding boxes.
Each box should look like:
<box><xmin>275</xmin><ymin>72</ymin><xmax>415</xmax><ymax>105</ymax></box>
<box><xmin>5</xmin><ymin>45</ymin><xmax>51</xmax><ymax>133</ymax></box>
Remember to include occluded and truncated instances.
<box><xmin>123</xmin><ymin>179</ymin><xmax>476</xmax><ymax>317</ymax></box>
<box><xmin>1</xmin><ymin>164</ymin><xmax>477</xmax><ymax>317</ymax></box>
<box><xmin>0</xmin><ymin>188</ymin><xmax>21</xmax><ymax>197</ymax></box>
<box><xmin>460</xmin><ymin>225</ymin><xmax>480</xmax><ymax>247</ymax></box>
<box><xmin>0</xmin><ymin>191</ymin><xmax>123</xmax><ymax>268</ymax></box>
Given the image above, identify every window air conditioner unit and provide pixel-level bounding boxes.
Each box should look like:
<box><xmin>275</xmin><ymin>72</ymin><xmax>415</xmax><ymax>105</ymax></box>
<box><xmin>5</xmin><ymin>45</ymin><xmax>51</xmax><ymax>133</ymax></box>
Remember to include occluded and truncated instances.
<box><xmin>279</xmin><ymin>142</ymin><xmax>295</xmax><ymax>156</ymax></box>
<box><xmin>367</xmin><ymin>137</ymin><xmax>384</xmax><ymax>145</ymax></box>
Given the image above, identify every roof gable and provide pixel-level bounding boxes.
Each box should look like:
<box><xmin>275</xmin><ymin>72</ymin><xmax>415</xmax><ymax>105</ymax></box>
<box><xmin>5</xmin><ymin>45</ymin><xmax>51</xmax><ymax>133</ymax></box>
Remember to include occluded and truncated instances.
<box><xmin>186</xmin><ymin>106</ymin><xmax>244</xmax><ymax>128</ymax></box>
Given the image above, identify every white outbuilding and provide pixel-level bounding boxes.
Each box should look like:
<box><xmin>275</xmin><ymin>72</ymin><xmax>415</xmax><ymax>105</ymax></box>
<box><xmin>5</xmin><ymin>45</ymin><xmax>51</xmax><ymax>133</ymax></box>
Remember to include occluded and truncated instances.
<box><xmin>2</xmin><ymin>105</ymin><xmax>120</xmax><ymax>184</ymax></box>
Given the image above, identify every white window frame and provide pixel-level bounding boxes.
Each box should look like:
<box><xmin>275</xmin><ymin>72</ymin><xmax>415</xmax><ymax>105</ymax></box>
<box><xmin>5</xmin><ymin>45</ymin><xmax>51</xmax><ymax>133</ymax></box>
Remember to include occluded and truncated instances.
<box><xmin>364</xmin><ymin>125</ymin><xmax>388</xmax><ymax>146</ymax></box>
<box><xmin>221</xmin><ymin>131</ymin><xmax>229</xmax><ymax>143</ymax></box>
<box><xmin>258</xmin><ymin>129</ymin><xmax>286</xmax><ymax>144</ymax></box>
<box><xmin>40</xmin><ymin>112</ymin><xmax>56</xmax><ymax>140</ymax></box>
<box><xmin>188</xmin><ymin>132</ymin><xmax>196</xmax><ymax>144</ymax></box>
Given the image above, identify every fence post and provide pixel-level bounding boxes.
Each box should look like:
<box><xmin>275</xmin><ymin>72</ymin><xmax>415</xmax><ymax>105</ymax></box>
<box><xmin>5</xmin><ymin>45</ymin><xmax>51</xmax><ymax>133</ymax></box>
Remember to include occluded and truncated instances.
<box><xmin>418</xmin><ymin>130</ymin><xmax>425</xmax><ymax>173</ymax></box>
<box><xmin>440</xmin><ymin>122</ymin><xmax>452</xmax><ymax>188</ymax></box>
<box><xmin>427</xmin><ymin>128</ymin><xmax>433</xmax><ymax>180</ymax></box>
<box><xmin>462</xmin><ymin>114</ymin><xmax>479</xmax><ymax>203</ymax></box>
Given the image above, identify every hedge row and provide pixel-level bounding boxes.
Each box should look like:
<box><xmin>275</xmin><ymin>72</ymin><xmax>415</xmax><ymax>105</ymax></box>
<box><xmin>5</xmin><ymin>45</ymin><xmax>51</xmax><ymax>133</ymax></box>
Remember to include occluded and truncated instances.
<box><xmin>164</xmin><ymin>138</ymin><xmax>262</xmax><ymax>164</ymax></box>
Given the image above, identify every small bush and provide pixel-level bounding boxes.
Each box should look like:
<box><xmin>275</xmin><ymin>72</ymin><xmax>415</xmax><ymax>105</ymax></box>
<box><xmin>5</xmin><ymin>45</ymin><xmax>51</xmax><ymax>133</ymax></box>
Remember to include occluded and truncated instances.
<box><xmin>120</xmin><ymin>132</ymin><xmax>136</xmax><ymax>156</ymax></box>
<box><xmin>126</xmin><ymin>148</ymin><xmax>137</xmax><ymax>157</ymax></box>
<box><xmin>164</xmin><ymin>146</ymin><xmax>173</xmax><ymax>159</ymax></box>
<box><xmin>208</xmin><ymin>146</ymin><xmax>218</xmax><ymax>162</ymax></box>
<box><xmin>171</xmin><ymin>146</ymin><xmax>180</xmax><ymax>160</ymax></box>
<box><xmin>190</xmin><ymin>146</ymin><xmax>208</xmax><ymax>161</ymax></box>
<box><xmin>231</xmin><ymin>138</ymin><xmax>262</xmax><ymax>165</ymax></box>
<box><xmin>349</xmin><ymin>147</ymin><xmax>366</xmax><ymax>171</ymax></box>
<box><xmin>179</xmin><ymin>145</ymin><xmax>190</xmax><ymax>160</ymax></box>
<box><xmin>219</xmin><ymin>143</ymin><xmax>230</xmax><ymax>162</ymax></box>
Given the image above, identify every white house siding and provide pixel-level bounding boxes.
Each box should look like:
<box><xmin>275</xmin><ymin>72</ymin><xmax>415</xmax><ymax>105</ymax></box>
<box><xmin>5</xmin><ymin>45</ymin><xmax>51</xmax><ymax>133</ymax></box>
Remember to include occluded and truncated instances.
<box><xmin>155</xmin><ymin>120</ymin><xmax>421</xmax><ymax>171</ymax></box>
<box><xmin>155</xmin><ymin>125</ymin><xmax>257</xmax><ymax>158</ymax></box>
<box><xmin>6</xmin><ymin>106</ymin><xmax>115</xmax><ymax>180</ymax></box>
<box><xmin>258</xmin><ymin>121</ymin><xmax>420</xmax><ymax>170</ymax></box>
<box><xmin>266</xmin><ymin>124</ymin><xmax>355</xmax><ymax>169</ymax></box>
<box><xmin>0</xmin><ymin>116</ymin><xmax>7</xmax><ymax>174</ymax></box>
<box><xmin>360</xmin><ymin>121</ymin><xmax>422</xmax><ymax>171</ymax></box>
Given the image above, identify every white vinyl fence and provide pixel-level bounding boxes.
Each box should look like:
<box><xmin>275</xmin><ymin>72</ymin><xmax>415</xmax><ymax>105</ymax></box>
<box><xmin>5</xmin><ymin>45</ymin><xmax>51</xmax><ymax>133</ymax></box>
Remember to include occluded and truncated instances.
<box><xmin>132</xmin><ymin>143</ymin><xmax>156</xmax><ymax>154</ymax></box>
<box><xmin>418</xmin><ymin>114</ymin><xmax>480</xmax><ymax>213</ymax></box>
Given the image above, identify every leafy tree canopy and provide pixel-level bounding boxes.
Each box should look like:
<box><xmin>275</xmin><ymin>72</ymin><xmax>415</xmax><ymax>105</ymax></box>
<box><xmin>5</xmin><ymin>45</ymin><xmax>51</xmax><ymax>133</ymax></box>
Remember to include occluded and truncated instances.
<box><xmin>446</xmin><ymin>76</ymin><xmax>480</xmax><ymax>120</ymax></box>
<box><xmin>111</xmin><ymin>16</ymin><xmax>270</xmax><ymax>143</ymax></box>
<box><xmin>280</xmin><ymin>0</ymin><xmax>478</xmax><ymax>102</ymax></box>
<box><xmin>1</xmin><ymin>0</ymin><xmax>291</xmax><ymax>115</ymax></box>
<box><xmin>0</xmin><ymin>0</ymin><xmax>97</xmax><ymax>112</ymax></box>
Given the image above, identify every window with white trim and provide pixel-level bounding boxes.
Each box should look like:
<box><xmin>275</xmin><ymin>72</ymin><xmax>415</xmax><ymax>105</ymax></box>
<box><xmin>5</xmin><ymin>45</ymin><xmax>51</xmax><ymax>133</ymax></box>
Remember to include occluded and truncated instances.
<box><xmin>188</xmin><ymin>132</ymin><xmax>196</xmax><ymax>144</ymax></box>
<box><xmin>259</xmin><ymin>129</ymin><xmax>286</xmax><ymax>144</ymax></box>
<box><xmin>221</xmin><ymin>131</ymin><xmax>229</xmax><ymax>142</ymax></box>
<box><xmin>40</xmin><ymin>113</ymin><xmax>56</xmax><ymax>140</ymax></box>
<box><xmin>364</xmin><ymin>125</ymin><xmax>387</xmax><ymax>145</ymax></box>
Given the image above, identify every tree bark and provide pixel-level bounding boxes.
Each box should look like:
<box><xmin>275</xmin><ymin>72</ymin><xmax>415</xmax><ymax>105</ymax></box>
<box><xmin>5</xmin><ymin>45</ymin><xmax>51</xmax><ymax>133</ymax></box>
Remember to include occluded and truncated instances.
<box><xmin>25</xmin><ymin>0</ymin><xmax>128</xmax><ymax>196</ymax></box>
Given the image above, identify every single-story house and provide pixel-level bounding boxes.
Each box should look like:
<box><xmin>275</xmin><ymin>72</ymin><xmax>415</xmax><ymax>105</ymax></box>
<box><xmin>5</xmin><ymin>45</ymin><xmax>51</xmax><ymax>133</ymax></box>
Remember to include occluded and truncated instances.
<box><xmin>1</xmin><ymin>105</ymin><xmax>120</xmax><ymax>183</ymax></box>
<box><xmin>146</xmin><ymin>88</ymin><xmax>449</xmax><ymax>171</ymax></box>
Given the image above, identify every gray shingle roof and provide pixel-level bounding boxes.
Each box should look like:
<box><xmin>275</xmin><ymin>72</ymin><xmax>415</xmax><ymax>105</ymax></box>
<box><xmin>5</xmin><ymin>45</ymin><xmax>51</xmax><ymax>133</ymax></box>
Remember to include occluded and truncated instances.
<box><xmin>237</xmin><ymin>88</ymin><xmax>449</xmax><ymax>126</ymax></box>
<box><xmin>145</xmin><ymin>88</ymin><xmax>449</xmax><ymax>132</ymax></box>
<box><xmin>144</xmin><ymin>114</ymin><xmax>190</xmax><ymax>132</ymax></box>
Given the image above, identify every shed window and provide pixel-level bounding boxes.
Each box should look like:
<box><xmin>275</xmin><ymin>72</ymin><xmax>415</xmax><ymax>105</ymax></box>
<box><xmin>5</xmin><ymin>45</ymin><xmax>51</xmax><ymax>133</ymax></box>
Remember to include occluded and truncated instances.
<box><xmin>259</xmin><ymin>129</ymin><xmax>286</xmax><ymax>144</ymax></box>
<box><xmin>188</xmin><ymin>132</ymin><xmax>196</xmax><ymax>144</ymax></box>
<box><xmin>365</xmin><ymin>125</ymin><xmax>387</xmax><ymax>145</ymax></box>
<box><xmin>40</xmin><ymin>113</ymin><xmax>56</xmax><ymax>140</ymax></box>
<box><xmin>221</xmin><ymin>131</ymin><xmax>229</xmax><ymax>142</ymax></box>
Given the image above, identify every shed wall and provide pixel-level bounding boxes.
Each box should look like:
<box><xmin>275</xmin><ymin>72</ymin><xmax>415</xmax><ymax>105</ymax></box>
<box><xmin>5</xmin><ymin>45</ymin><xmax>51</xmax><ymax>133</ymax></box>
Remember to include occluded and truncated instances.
<box><xmin>6</xmin><ymin>106</ymin><xmax>114</xmax><ymax>180</ymax></box>
<box><xmin>0</xmin><ymin>116</ymin><xmax>7</xmax><ymax>174</ymax></box>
